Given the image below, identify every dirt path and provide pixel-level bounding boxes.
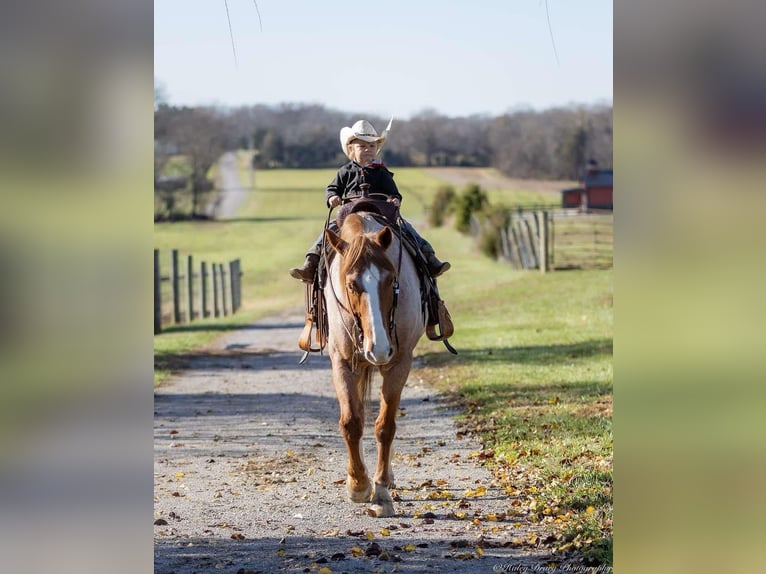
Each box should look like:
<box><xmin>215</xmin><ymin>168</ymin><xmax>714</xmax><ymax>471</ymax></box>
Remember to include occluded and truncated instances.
<box><xmin>207</xmin><ymin>151</ymin><xmax>249</xmax><ymax>218</ymax></box>
<box><xmin>154</xmin><ymin>310</ymin><xmax>557</xmax><ymax>573</ymax></box>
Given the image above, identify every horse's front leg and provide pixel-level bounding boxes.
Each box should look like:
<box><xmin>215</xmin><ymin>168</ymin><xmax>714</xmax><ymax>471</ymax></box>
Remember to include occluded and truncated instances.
<box><xmin>332</xmin><ymin>357</ymin><xmax>372</xmax><ymax>503</ymax></box>
<box><xmin>369</xmin><ymin>360</ymin><xmax>410</xmax><ymax>517</ymax></box>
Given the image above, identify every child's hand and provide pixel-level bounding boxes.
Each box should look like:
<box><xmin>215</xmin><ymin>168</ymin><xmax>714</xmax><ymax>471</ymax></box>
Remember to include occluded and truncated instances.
<box><xmin>329</xmin><ymin>195</ymin><xmax>342</xmax><ymax>208</ymax></box>
<box><xmin>387</xmin><ymin>197</ymin><xmax>401</xmax><ymax>207</ymax></box>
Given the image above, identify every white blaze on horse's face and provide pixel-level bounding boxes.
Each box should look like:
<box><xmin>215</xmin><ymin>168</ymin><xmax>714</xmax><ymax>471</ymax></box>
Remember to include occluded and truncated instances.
<box><xmin>328</xmin><ymin>218</ymin><xmax>397</xmax><ymax>365</ymax></box>
<box><xmin>359</xmin><ymin>264</ymin><xmax>393</xmax><ymax>365</ymax></box>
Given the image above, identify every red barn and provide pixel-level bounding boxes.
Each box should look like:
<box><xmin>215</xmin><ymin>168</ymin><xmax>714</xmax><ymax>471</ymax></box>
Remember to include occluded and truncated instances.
<box><xmin>561</xmin><ymin>164</ymin><xmax>613</xmax><ymax>211</ymax></box>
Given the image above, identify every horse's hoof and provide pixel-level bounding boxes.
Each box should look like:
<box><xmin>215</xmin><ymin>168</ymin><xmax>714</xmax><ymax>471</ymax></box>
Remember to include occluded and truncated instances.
<box><xmin>369</xmin><ymin>483</ymin><xmax>395</xmax><ymax>517</ymax></box>
<box><xmin>347</xmin><ymin>476</ymin><xmax>372</xmax><ymax>503</ymax></box>
<box><xmin>368</xmin><ymin>502</ymin><xmax>396</xmax><ymax>518</ymax></box>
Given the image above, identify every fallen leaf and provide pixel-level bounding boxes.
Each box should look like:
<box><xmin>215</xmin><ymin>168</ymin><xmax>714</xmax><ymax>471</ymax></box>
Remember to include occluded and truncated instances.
<box><xmin>350</xmin><ymin>546</ymin><xmax>364</xmax><ymax>557</ymax></box>
<box><xmin>464</xmin><ymin>485</ymin><xmax>487</xmax><ymax>498</ymax></box>
<box><xmin>317</xmin><ymin>568</ymin><xmax>333</xmax><ymax>574</ymax></box>
<box><xmin>380</xmin><ymin>528</ymin><xmax>390</xmax><ymax>537</ymax></box>
<box><xmin>154</xmin><ymin>519</ymin><xmax>168</xmax><ymax>526</ymax></box>
<box><xmin>231</xmin><ymin>533</ymin><xmax>245</xmax><ymax>540</ymax></box>
<box><xmin>365</xmin><ymin>542</ymin><xmax>382</xmax><ymax>556</ymax></box>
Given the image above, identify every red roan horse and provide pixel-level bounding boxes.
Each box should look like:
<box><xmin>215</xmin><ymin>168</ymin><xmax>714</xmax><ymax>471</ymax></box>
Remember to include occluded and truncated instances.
<box><xmin>323</xmin><ymin>211</ymin><xmax>426</xmax><ymax>517</ymax></box>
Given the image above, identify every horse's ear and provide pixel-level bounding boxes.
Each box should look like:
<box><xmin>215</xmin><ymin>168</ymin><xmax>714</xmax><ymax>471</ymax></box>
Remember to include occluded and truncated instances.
<box><xmin>375</xmin><ymin>226</ymin><xmax>393</xmax><ymax>250</ymax></box>
<box><xmin>325</xmin><ymin>227</ymin><xmax>348</xmax><ymax>255</ymax></box>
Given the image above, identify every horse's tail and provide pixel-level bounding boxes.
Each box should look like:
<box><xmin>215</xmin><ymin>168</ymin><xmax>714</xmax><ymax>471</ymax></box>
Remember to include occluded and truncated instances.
<box><xmin>359</xmin><ymin>367</ymin><xmax>374</xmax><ymax>411</ymax></box>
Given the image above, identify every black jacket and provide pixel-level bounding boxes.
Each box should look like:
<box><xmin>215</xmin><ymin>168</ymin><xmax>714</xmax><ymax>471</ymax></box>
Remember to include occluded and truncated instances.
<box><xmin>325</xmin><ymin>161</ymin><xmax>402</xmax><ymax>207</ymax></box>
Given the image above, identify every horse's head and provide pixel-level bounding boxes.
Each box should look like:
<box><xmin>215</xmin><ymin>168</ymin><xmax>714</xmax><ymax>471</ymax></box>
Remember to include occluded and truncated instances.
<box><xmin>325</xmin><ymin>215</ymin><xmax>398</xmax><ymax>365</ymax></box>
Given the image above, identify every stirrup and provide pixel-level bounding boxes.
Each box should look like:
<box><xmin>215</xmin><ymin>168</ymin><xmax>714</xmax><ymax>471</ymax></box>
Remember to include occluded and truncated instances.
<box><xmin>298</xmin><ymin>276</ymin><xmax>328</xmax><ymax>362</ymax></box>
<box><xmin>426</xmin><ymin>300</ymin><xmax>457</xmax><ymax>354</ymax></box>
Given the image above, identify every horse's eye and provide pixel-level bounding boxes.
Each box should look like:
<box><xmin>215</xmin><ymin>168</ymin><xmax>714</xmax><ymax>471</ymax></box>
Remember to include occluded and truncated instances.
<box><xmin>347</xmin><ymin>282</ymin><xmax>358</xmax><ymax>294</ymax></box>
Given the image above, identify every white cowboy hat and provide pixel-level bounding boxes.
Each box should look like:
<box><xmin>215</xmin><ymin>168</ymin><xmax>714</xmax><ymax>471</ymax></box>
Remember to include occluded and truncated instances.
<box><xmin>339</xmin><ymin>118</ymin><xmax>393</xmax><ymax>158</ymax></box>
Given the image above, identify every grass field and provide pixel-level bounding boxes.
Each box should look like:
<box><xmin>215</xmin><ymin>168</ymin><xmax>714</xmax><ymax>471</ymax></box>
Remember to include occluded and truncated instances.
<box><xmin>154</xmin><ymin>158</ymin><xmax>613</xmax><ymax>565</ymax></box>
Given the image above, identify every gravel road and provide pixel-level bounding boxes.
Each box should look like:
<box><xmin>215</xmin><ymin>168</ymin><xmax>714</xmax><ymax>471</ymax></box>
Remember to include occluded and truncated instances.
<box><xmin>154</xmin><ymin>309</ymin><xmax>560</xmax><ymax>574</ymax></box>
<box><xmin>206</xmin><ymin>151</ymin><xmax>250</xmax><ymax>219</ymax></box>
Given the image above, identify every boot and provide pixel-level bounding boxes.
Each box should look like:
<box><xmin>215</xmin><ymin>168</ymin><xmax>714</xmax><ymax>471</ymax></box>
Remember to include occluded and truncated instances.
<box><xmin>289</xmin><ymin>254</ymin><xmax>320</xmax><ymax>282</ymax></box>
<box><xmin>426</xmin><ymin>253</ymin><xmax>451</xmax><ymax>277</ymax></box>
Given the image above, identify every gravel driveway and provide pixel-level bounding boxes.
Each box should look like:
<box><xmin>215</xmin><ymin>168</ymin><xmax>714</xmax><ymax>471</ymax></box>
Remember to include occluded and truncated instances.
<box><xmin>154</xmin><ymin>308</ymin><xmax>562</xmax><ymax>573</ymax></box>
<box><xmin>206</xmin><ymin>151</ymin><xmax>250</xmax><ymax>219</ymax></box>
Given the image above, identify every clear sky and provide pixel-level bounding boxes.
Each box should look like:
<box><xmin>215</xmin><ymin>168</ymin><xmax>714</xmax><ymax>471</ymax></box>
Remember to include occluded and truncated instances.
<box><xmin>154</xmin><ymin>0</ymin><xmax>612</xmax><ymax>118</ymax></box>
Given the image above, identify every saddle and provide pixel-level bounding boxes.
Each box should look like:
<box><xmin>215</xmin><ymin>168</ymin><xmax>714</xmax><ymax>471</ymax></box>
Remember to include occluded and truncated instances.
<box><xmin>298</xmin><ymin>199</ymin><xmax>457</xmax><ymax>361</ymax></box>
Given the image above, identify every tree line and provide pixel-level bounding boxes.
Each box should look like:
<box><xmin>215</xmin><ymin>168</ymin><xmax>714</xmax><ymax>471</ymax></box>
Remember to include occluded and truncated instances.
<box><xmin>154</xmin><ymin>98</ymin><xmax>611</xmax><ymax>219</ymax></box>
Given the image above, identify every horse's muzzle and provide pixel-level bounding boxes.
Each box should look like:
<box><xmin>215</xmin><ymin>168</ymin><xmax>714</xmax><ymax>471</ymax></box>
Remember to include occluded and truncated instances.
<box><xmin>363</xmin><ymin>345</ymin><xmax>394</xmax><ymax>366</ymax></box>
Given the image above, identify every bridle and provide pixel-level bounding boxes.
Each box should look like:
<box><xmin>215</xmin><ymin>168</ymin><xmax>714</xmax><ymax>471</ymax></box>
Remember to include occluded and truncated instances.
<box><xmin>322</xmin><ymin>203</ymin><xmax>403</xmax><ymax>361</ymax></box>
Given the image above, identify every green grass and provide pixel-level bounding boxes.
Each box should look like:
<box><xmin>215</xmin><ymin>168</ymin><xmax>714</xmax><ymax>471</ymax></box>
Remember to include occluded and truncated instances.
<box><xmin>413</xmin><ymin>267</ymin><xmax>613</xmax><ymax>566</ymax></box>
<box><xmin>153</xmin><ymin>163</ymin><xmax>612</xmax><ymax>565</ymax></box>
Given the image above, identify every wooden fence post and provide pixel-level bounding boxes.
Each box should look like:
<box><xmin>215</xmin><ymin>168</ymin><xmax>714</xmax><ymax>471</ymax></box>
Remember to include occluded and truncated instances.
<box><xmin>220</xmin><ymin>263</ymin><xmax>229</xmax><ymax>316</ymax></box>
<box><xmin>522</xmin><ymin>215</ymin><xmax>538</xmax><ymax>269</ymax></box>
<box><xmin>154</xmin><ymin>249</ymin><xmax>162</xmax><ymax>334</ymax></box>
<box><xmin>229</xmin><ymin>259</ymin><xmax>240</xmax><ymax>313</ymax></box>
<box><xmin>187</xmin><ymin>254</ymin><xmax>195</xmax><ymax>321</ymax></box>
<box><xmin>171</xmin><ymin>249</ymin><xmax>181</xmax><ymax>324</ymax></box>
<box><xmin>201</xmin><ymin>261</ymin><xmax>209</xmax><ymax>318</ymax></box>
<box><xmin>212</xmin><ymin>263</ymin><xmax>220</xmax><ymax>317</ymax></box>
<box><xmin>538</xmin><ymin>211</ymin><xmax>549</xmax><ymax>274</ymax></box>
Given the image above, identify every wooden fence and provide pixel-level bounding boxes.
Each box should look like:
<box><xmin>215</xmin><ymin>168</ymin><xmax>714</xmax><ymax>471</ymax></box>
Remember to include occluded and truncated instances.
<box><xmin>474</xmin><ymin>209</ymin><xmax>613</xmax><ymax>272</ymax></box>
<box><xmin>154</xmin><ymin>249</ymin><xmax>243</xmax><ymax>334</ymax></box>
<box><xmin>549</xmin><ymin>210</ymin><xmax>613</xmax><ymax>270</ymax></box>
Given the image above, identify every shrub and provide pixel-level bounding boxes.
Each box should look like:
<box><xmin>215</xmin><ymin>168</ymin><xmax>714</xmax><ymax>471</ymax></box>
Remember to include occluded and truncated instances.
<box><xmin>455</xmin><ymin>183</ymin><xmax>489</xmax><ymax>234</ymax></box>
<box><xmin>477</xmin><ymin>206</ymin><xmax>510</xmax><ymax>259</ymax></box>
<box><xmin>477</xmin><ymin>225</ymin><xmax>500</xmax><ymax>259</ymax></box>
<box><xmin>428</xmin><ymin>185</ymin><xmax>456</xmax><ymax>227</ymax></box>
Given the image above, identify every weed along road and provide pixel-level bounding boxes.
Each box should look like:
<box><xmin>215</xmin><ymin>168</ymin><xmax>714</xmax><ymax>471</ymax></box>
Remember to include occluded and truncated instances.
<box><xmin>153</xmin><ymin>310</ymin><xmax>560</xmax><ymax>573</ymax></box>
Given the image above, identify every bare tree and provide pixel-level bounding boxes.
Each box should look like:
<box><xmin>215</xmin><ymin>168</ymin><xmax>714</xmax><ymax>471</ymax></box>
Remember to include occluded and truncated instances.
<box><xmin>157</xmin><ymin>106</ymin><xmax>227</xmax><ymax>218</ymax></box>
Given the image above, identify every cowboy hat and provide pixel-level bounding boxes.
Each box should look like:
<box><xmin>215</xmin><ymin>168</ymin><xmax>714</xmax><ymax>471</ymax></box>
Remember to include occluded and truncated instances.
<box><xmin>339</xmin><ymin>118</ymin><xmax>393</xmax><ymax>157</ymax></box>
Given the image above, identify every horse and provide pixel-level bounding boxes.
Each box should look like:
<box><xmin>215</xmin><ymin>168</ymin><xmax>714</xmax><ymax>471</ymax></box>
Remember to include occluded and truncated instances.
<box><xmin>323</xmin><ymin>210</ymin><xmax>426</xmax><ymax>517</ymax></box>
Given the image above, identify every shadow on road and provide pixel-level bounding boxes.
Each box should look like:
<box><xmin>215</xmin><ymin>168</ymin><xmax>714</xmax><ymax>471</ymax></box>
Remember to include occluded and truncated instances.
<box><xmin>154</xmin><ymin>533</ymin><xmax>544</xmax><ymax>574</ymax></box>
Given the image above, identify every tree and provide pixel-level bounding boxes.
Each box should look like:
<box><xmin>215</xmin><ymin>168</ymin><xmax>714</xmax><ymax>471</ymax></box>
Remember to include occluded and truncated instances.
<box><xmin>154</xmin><ymin>105</ymin><xmax>227</xmax><ymax>219</ymax></box>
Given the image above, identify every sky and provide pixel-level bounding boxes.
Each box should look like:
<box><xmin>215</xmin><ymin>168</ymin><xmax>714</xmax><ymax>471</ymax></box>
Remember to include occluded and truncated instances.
<box><xmin>154</xmin><ymin>0</ymin><xmax>612</xmax><ymax>119</ymax></box>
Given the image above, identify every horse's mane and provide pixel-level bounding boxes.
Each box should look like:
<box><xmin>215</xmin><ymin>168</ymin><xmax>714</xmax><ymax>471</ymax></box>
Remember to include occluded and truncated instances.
<box><xmin>338</xmin><ymin>214</ymin><xmax>396</xmax><ymax>277</ymax></box>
